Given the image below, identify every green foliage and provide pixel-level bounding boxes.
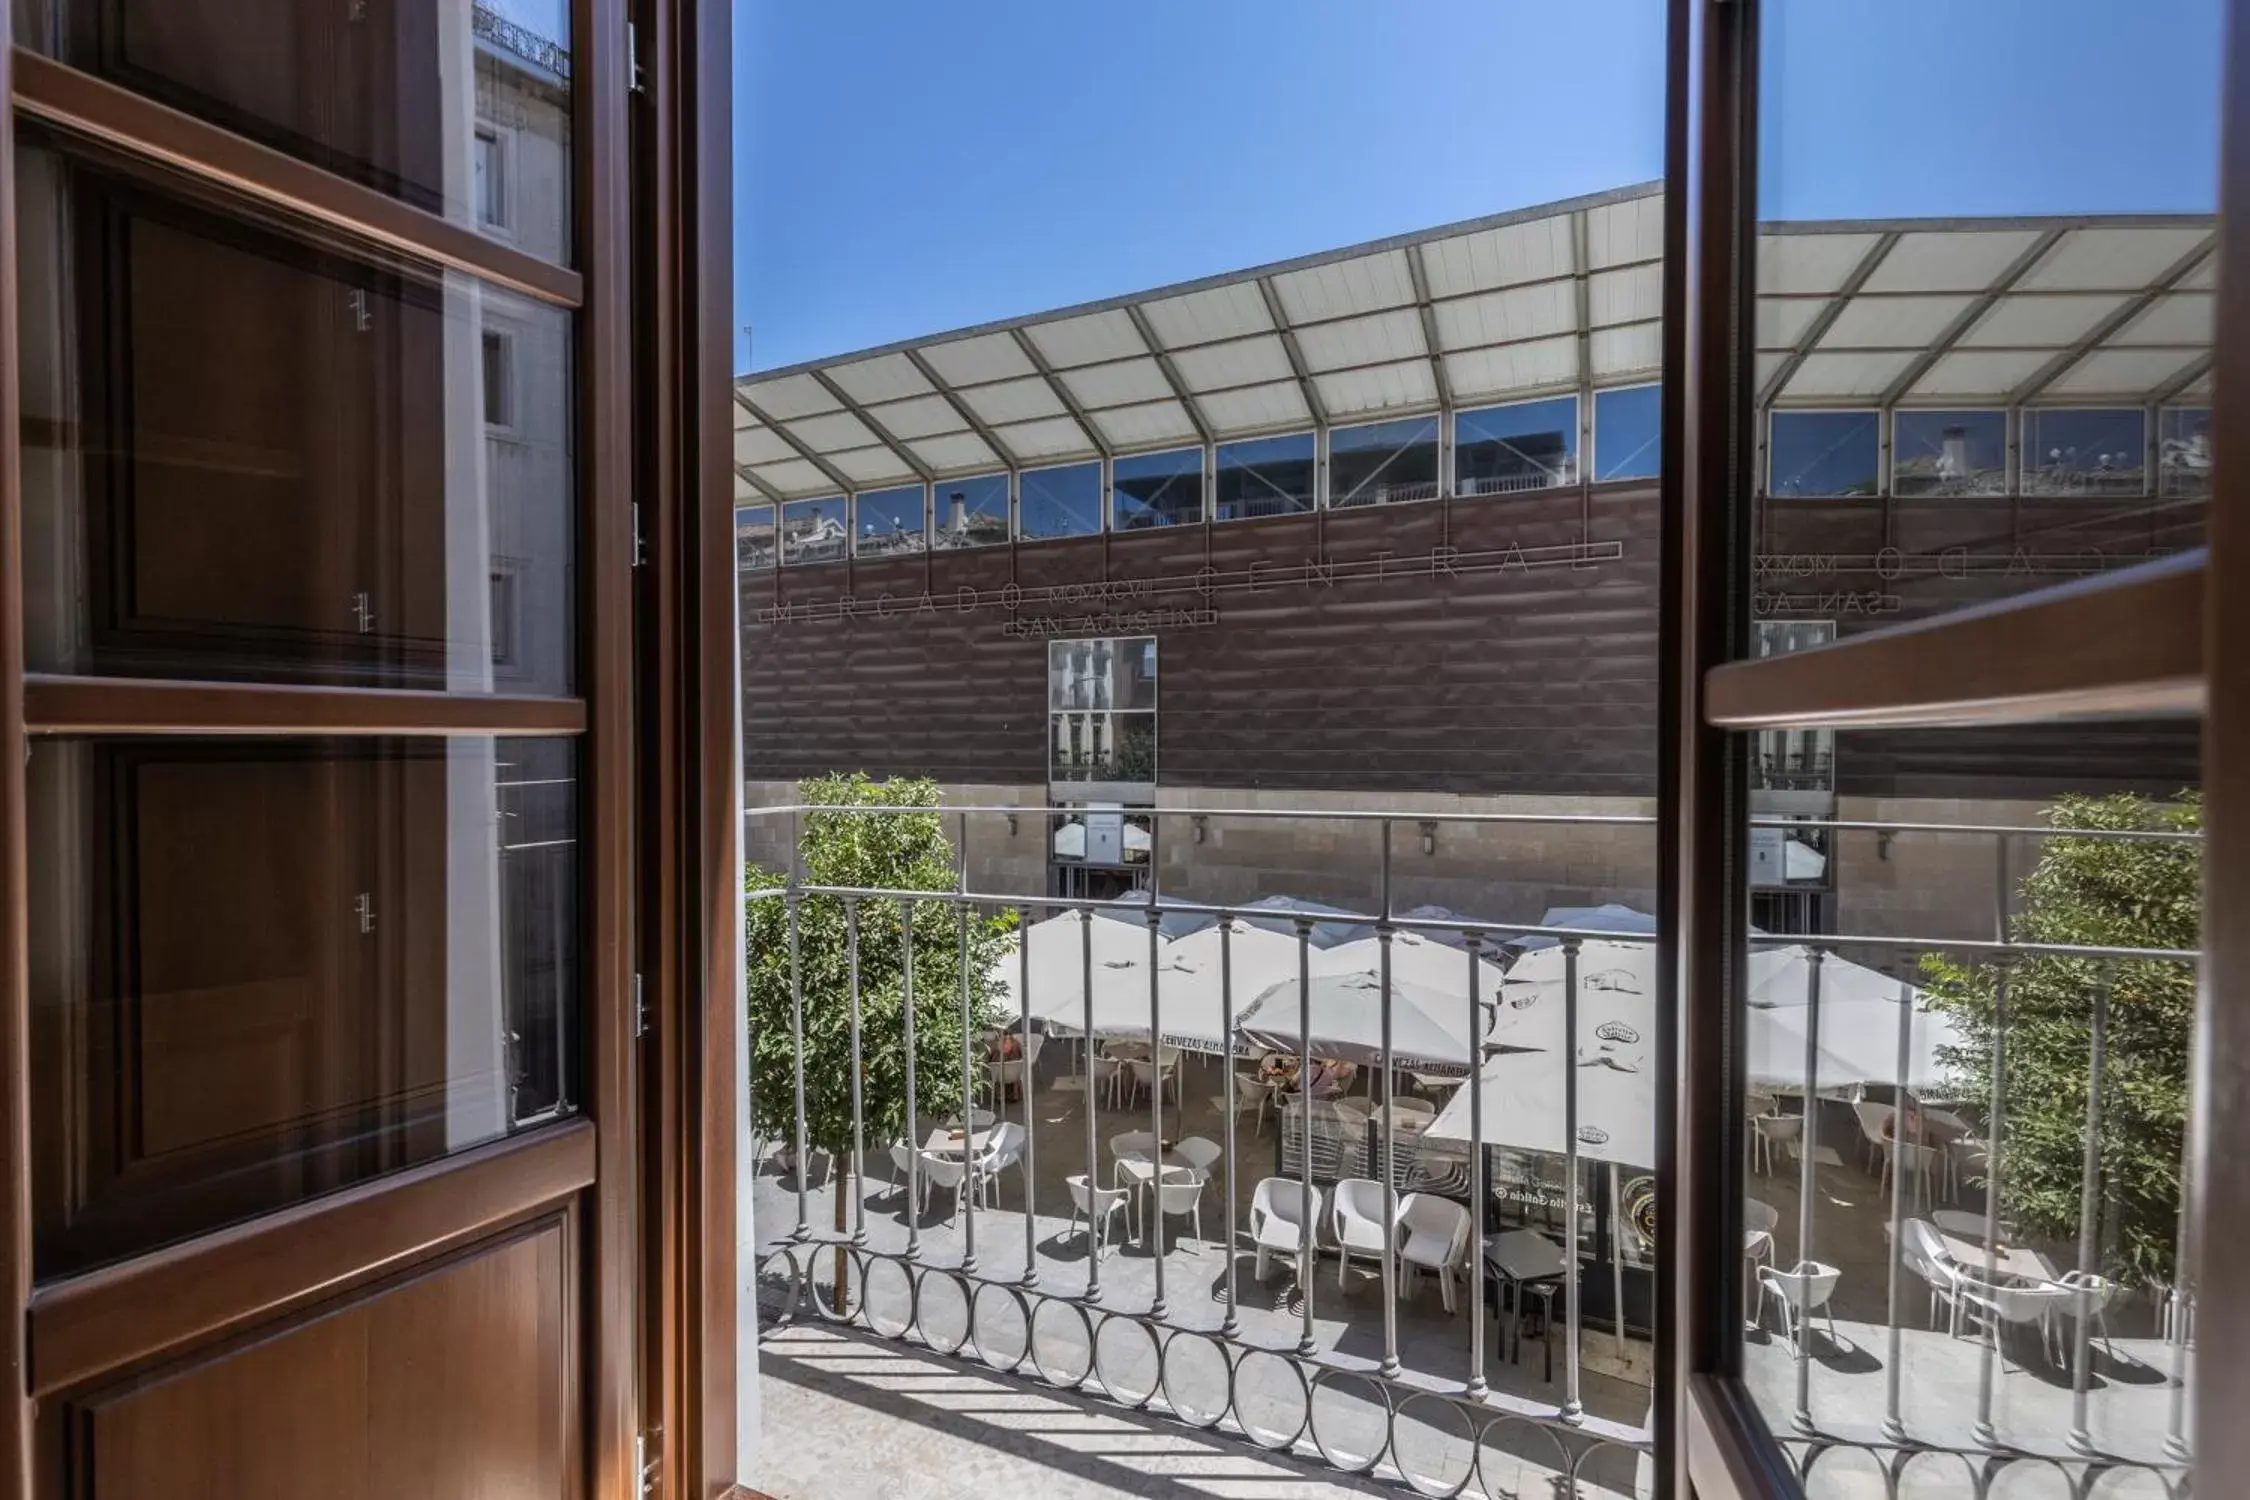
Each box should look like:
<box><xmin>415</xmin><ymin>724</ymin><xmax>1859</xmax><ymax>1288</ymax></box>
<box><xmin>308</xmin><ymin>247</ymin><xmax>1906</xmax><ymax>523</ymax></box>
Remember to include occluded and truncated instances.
<box><xmin>746</xmin><ymin>773</ymin><xmax>1017</xmax><ymax>1162</ymax></box>
<box><xmin>1919</xmin><ymin>792</ymin><xmax>2199</xmax><ymax>1285</ymax></box>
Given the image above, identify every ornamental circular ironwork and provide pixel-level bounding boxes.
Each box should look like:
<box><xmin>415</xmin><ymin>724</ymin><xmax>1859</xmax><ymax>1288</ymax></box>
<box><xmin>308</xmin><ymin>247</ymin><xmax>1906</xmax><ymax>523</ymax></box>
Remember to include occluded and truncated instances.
<box><xmin>1622</xmin><ymin>1175</ymin><xmax>1658</xmax><ymax>1252</ymax></box>
<box><xmin>914</xmin><ymin>1269</ymin><xmax>972</xmax><ymax>1356</ymax></box>
<box><xmin>969</xmin><ymin>1282</ymin><xmax>1031</xmax><ymax>1373</ymax></box>
<box><xmin>1231</xmin><ymin>1348</ymin><xmax>1310</xmax><ymax>1451</ymax></box>
<box><xmin>1307</xmin><ymin>1367</ymin><xmax>1391</xmax><ymax>1474</ymax></box>
<box><xmin>1475</xmin><ymin>1415</ymin><xmax>1575</xmax><ymax>1500</ymax></box>
<box><xmin>1157</xmin><ymin>1330</ymin><xmax>1231</xmax><ymax>1429</ymax></box>
<box><xmin>862</xmin><ymin>1254</ymin><xmax>915</xmax><ymax>1338</ymax></box>
<box><xmin>757</xmin><ymin>1248</ymin><xmax>804</xmax><ymax>1326</ymax></box>
<box><xmin>2082</xmin><ymin>1464</ymin><xmax>2184</xmax><ymax>1500</ymax></box>
<box><xmin>1028</xmin><ymin>1295</ymin><xmax>1094</xmax><ymax>1388</ymax></box>
<box><xmin>1390</xmin><ymin>1390</ymin><xmax>1479</xmax><ymax>1498</ymax></box>
<box><xmin>1893</xmin><ymin>1449</ymin><xmax>1982</xmax><ymax>1500</ymax></box>
<box><xmin>1572</xmin><ymin>1434</ymin><xmax>1656</xmax><ymax>1498</ymax></box>
<box><xmin>807</xmin><ymin>1245</ymin><xmax>861</xmax><ymax>1323</ymax></box>
<box><xmin>1092</xmin><ymin>1313</ymin><xmax>1162</xmax><ymax>1408</ymax></box>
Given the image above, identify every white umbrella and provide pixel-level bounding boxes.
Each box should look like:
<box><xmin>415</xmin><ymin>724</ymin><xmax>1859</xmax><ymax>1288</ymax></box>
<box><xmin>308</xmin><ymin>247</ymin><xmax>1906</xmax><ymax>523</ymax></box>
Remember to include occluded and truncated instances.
<box><xmin>1425</xmin><ymin>1039</ymin><xmax>1656</xmax><ymax>1169</ymax></box>
<box><xmin>1313</xmin><ymin>931</ymin><xmax>1509</xmax><ymax>1002</ymax></box>
<box><xmin>1235</xmin><ymin>970</ymin><xmax>1489</xmax><ymax>1074</ymax></box>
<box><xmin>991</xmin><ymin>908</ymin><xmax>1163</xmax><ymax>1033</ymax></box>
<box><xmin>1482</xmin><ymin>939</ymin><xmax>1658</xmax><ymax>1053</ymax></box>
<box><xmin>1744</xmin><ymin>945</ymin><xmax>1957</xmax><ymax>1094</ymax></box>
<box><xmin>1165</xmin><ymin>918</ymin><xmax>1304</xmax><ymax>1013</ymax></box>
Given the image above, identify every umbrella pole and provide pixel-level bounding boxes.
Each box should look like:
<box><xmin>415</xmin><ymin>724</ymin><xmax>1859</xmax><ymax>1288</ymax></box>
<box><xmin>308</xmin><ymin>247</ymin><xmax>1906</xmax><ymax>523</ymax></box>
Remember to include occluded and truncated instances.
<box><xmin>1609</xmin><ymin>1166</ymin><xmax>1625</xmax><ymax>1341</ymax></box>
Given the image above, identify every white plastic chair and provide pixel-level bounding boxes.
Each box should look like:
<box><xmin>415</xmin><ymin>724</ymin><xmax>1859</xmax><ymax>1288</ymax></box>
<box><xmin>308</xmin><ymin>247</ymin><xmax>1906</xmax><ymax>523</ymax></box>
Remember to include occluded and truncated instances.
<box><xmin>1125</xmin><ymin>1055</ymin><xmax>1180</xmax><ymax>1107</ymax></box>
<box><xmin>2054</xmin><ymin>1270</ymin><xmax>2122</xmax><ymax>1360</ymax></box>
<box><xmin>1148</xmin><ymin>1166</ymin><xmax>1208</xmax><ymax>1250</ymax></box>
<box><xmin>1853</xmin><ymin>1101</ymin><xmax>1896</xmax><ymax>1177</ymax></box>
<box><xmin>1064</xmin><ymin>1173</ymin><xmax>1130</xmax><ymax>1260</ymax></box>
<box><xmin>976</xmin><ymin>1122</ymin><xmax>1027</xmax><ymax>1206</ymax></box>
<box><xmin>1758</xmin><ymin>1261</ymin><xmax>1842</xmax><ymax>1353</ymax></box>
<box><xmin>888</xmin><ymin>1140</ymin><xmax>916</xmax><ymax>1194</ymax></box>
<box><xmin>1743</xmin><ymin>1199</ymin><xmax>1779</xmax><ymax>1319</ymax></box>
<box><xmin>1396</xmin><ymin>1193</ymin><xmax>1474</xmax><ymax>1313</ymax></box>
<box><xmin>1750</xmin><ymin>1113</ymin><xmax>1800</xmax><ymax>1177</ymax></box>
<box><xmin>1173</xmin><ymin>1135</ymin><xmax>1224</xmax><ymax>1178</ymax></box>
<box><xmin>1225</xmin><ymin>1072</ymin><xmax>1275</xmax><ymax>1134</ymax></box>
<box><xmin>1329</xmin><ymin>1177</ymin><xmax>1394</xmax><ymax>1289</ymax></box>
<box><xmin>1250</xmin><ymin>1177</ymin><xmax>1321</xmax><ymax>1282</ymax></box>
<box><xmin>1959</xmin><ymin>1276</ymin><xmax>2077</xmax><ymax>1369</ymax></box>
<box><xmin>1900</xmin><ymin>1218</ymin><xmax>1967</xmax><ymax>1335</ymax></box>
<box><xmin>1885</xmin><ymin>1140</ymin><xmax>1943</xmax><ymax>1209</ymax></box>
<box><xmin>915</xmin><ymin>1150</ymin><xmax>969</xmax><ymax>1223</ymax></box>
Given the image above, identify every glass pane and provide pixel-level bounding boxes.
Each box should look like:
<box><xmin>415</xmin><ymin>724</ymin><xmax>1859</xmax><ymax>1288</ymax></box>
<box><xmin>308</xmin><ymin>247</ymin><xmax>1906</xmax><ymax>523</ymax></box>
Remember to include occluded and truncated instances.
<box><xmin>1593</xmin><ymin>385</ymin><xmax>1661</xmax><ymax>482</ymax></box>
<box><xmin>780</xmin><ymin>497</ymin><xmax>846</xmax><ymax>566</ymax></box>
<box><xmin>1893</xmin><ymin>410</ymin><xmax>2006</xmax><ymax>497</ymax></box>
<box><xmin>930</xmin><ymin>473</ymin><xmax>1009</xmax><ymax>549</ymax></box>
<box><xmin>2159</xmin><ymin>406</ymin><xmax>2211</xmax><ymax>498</ymax></box>
<box><xmin>28</xmin><ymin>734</ymin><xmax>579</xmax><ymax>1278</ymax></box>
<box><xmin>1744</xmin><ymin>0</ymin><xmax>2216</xmax><ymax>1477</ymax></box>
<box><xmin>1213</xmin><ymin>433</ymin><xmax>1315</xmax><ymax>520</ymax></box>
<box><xmin>17</xmin><ymin>133</ymin><xmax>574</xmax><ymax>694</ymax></box>
<box><xmin>853</xmin><ymin>484</ymin><xmax>927</xmax><ymax>557</ymax></box>
<box><xmin>736</xmin><ymin>504</ymin><xmax>777</xmax><ymax>572</ymax></box>
<box><xmin>1017</xmin><ymin>461</ymin><xmax>1102</xmax><ymax>540</ymax></box>
<box><xmin>1328</xmin><ymin>416</ymin><xmax>1439</xmax><ymax>506</ymax></box>
<box><xmin>1455</xmin><ymin>396</ymin><xmax>1577</xmax><ymax>495</ymax></box>
<box><xmin>2022</xmin><ymin>408</ymin><xmax>2147</xmax><ymax>496</ymax></box>
<box><xmin>20</xmin><ymin>0</ymin><xmax>574</xmax><ymax>266</ymax></box>
<box><xmin>1111</xmin><ymin>447</ymin><xmax>1203</xmax><ymax>529</ymax></box>
<box><xmin>1768</xmin><ymin>411</ymin><xmax>1879</xmax><ymax>497</ymax></box>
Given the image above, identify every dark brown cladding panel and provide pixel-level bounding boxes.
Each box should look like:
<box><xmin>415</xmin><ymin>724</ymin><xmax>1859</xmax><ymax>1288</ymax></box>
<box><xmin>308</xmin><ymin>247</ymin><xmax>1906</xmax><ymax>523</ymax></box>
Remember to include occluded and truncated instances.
<box><xmin>741</xmin><ymin>484</ymin><xmax>2198</xmax><ymax>800</ymax></box>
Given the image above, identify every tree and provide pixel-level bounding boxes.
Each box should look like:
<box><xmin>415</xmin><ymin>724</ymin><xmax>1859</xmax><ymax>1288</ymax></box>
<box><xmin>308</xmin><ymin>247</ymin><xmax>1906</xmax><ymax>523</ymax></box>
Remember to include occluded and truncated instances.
<box><xmin>1919</xmin><ymin>791</ymin><xmax>2198</xmax><ymax>1287</ymax></box>
<box><xmin>746</xmin><ymin>773</ymin><xmax>1017</xmax><ymax>1254</ymax></box>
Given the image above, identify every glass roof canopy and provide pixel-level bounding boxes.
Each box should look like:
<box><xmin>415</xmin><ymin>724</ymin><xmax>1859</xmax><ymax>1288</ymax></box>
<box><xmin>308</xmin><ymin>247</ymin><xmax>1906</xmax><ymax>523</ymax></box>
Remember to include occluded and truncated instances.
<box><xmin>732</xmin><ymin>181</ymin><xmax>2214</xmax><ymax>502</ymax></box>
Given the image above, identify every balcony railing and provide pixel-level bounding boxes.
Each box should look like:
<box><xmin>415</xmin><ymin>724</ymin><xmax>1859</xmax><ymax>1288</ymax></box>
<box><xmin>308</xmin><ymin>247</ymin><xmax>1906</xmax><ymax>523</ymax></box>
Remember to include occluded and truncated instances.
<box><xmin>744</xmin><ymin>802</ymin><xmax>2197</xmax><ymax>1496</ymax></box>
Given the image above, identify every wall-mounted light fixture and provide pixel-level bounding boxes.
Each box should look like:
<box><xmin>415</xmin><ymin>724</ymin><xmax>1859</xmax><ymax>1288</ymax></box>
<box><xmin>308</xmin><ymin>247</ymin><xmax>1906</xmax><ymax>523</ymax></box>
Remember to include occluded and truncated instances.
<box><xmin>1007</xmin><ymin>812</ymin><xmax>1019</xmax><ymax>837</ymax></box>
<box><xmin>1418</xmin><ymin>820</ymin><xmax>1438</xmax><ymax>856</ymax></box>
<box><xmin>1192</xmin><ymin>815</ymin><xmax>1208</xmax><ymax>845</ymax></box>
<box><xmin>1876</xmin><ymin>829</ymin><xmax>1893</xmax><ymax>862</ymax></box>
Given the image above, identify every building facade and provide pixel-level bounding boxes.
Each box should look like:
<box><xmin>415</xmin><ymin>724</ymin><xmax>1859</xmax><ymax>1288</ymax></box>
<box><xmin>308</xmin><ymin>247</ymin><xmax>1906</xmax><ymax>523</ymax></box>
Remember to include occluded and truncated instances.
<box><xmin>736</xmin><ymin>185</ymin><xmax>2208</xmax><ymax>940</ymax></box>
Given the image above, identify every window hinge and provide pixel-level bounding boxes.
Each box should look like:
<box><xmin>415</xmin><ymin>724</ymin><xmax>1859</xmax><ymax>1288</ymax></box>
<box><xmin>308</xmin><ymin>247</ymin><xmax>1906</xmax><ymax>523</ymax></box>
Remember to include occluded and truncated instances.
<box><xmin>626</xmin><ymin>20</ymin><xmax>649</xmax><ymax>95</ymax></box>
<box><xmin>635</xmin><ymin>1427</ymin><xmax>660</xmax><ymax>1495</ymax></box>
<box><xmin>633</xmin><ymin>973</ymin><xmax>650</xmax><ymax>1038</ymax></box>
<box><xmin>354</xmin><ymin>893</ymin><xmax>375</xmax><ymax>935</ymax></box>
<box><xmin>351</xmin><ymin>590</ymin><xmax>375</xmax><ymax>633</ymax></box>
<box><xmin>347</xmin><ymin>288</ymin><xmax>372</xmax><ymax>333</ymax></box>
<box><xmin>631</xmin><ymin>502</ymin><xmax>649</xmax><ymax>567</ymax></box>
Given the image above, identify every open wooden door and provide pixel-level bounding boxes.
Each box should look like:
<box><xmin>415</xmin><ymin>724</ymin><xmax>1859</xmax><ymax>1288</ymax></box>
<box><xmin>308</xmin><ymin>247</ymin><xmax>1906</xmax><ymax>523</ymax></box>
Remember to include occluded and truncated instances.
<box><xmin>0</xmin><ymin>0</ymin><xmax>732</xmax><ymax>1495</ymax></box>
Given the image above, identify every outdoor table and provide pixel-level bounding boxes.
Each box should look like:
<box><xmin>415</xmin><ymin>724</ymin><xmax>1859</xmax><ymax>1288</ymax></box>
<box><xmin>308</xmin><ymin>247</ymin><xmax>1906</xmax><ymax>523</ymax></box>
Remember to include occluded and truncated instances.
<box><xmin>1483</xmin><ymin>1228</ymin><xmax>1567</xmax><ymax>1365</ymax></box>
<box><xmin>921</xmin><ymin>1124</ymin><xmax>997</xmax><ymax>1159</ymax></box>
<box><xmin>1932</xmin><ymin>1208</ymin><xmax>2011</xmax><ymax>1243</ymax></box>
<box><xmin>1887</xmin><ymin>1219</ymin><xmax>2056</xmax><ymax>1284</ymax></box>
<box><xmin>1111</xmin><ymin>1145</ymin><xmax>1197</xmax><ymax>1242</ymax></box>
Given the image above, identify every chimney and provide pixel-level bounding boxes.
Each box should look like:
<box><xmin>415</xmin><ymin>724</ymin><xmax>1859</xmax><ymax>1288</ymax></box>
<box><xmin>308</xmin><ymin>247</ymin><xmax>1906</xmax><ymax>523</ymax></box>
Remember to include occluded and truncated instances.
<box><xmin>948</xmin><ymin>491</ymin><xmax>968</xmax><ymax>534</ymax></box>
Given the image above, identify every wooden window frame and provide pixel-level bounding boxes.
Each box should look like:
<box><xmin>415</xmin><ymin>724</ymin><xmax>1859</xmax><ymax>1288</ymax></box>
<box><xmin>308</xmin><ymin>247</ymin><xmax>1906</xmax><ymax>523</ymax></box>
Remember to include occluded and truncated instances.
<box><xmin>0</xmin><ymin>0</ymin><xmax>732</xmax><ymax>1496</ymax></box>
<box><xmin>1665</xmin><ymin>1</ymin><xmax>2246</xmax><ymax>1495</ymax></box>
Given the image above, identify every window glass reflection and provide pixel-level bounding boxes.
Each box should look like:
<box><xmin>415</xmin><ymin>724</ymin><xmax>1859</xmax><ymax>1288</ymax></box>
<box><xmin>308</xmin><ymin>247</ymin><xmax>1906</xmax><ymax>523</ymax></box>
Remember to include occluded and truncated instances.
<box><xmin>781</xmin><ymin>497</ymin><xmax>846</xmax><ymax>566</ymax></box>
<box><xmin>1593</xmin><ymin>385</ymin><xmax>1661</xmax><ymax>482</ymax></box>
<box><xmin>1112</xmin><ymin>447</ymin><xmax>1204</xmax><ymax>529</ymax></box>
<box><xmin>736</xmin><ymin>504</ymin><xmax>777</xmax><ymax>572</ymax></box>
<box><xmin>2022</xmin><ymin>408</ymin><xmax>2146</xmax><ymax>496</ymax></box>
<box><xmin>931</xmin><ymin>474</ymin><xmax>1009</xmax><ymax>549</ymax></box>
<box><xmin>1328</xmin><ymin>416</ymin><xmax>1439</xmax><ymax>507</ymax></box>
<box><xmin>1456</xmin><ymin>396</ymin><xmax>1577</xmax><ymax>495</ymax></box>
<box><xmin>1019</xmin><ymin>462</ymin><xmax>1103</xmax><ymax>540</ymax></box>
<box><xmin>1214</xmin><ymin>433</ymin><xmax>1315</xmax><ymax>521</ymax></box>
<box><xmin>1893</xmin><ymin>411</ymin><xmax>2006</xmax><ymax>497</ymax></box>
<box><xmin>27</xmin><ymin>734</ymin><xmax>580</xmax><ymax>1278</ymax></box>
<box><xmin>1768</xmin><ymin>410</ymin><xmax>1879</xmax><ymax>497</ymax></box>
<box><xmin>2159</xmin><ymin>406</ymin><xmax>2211</xmax><ymax>498</ymax></box>
<box><xmin>17</xmin><ymin>133</ymin><xmax>575</xmax><ymax>694</ymax></box>
<box><xmin>853</xmin><ymin>485</ymin><xmax>927</xmax><ymax>557</ymax></box>
<box><xmin>23</xmin><ymin>0</ymin><xmax>575</xmax><ymax>266</ymax></box>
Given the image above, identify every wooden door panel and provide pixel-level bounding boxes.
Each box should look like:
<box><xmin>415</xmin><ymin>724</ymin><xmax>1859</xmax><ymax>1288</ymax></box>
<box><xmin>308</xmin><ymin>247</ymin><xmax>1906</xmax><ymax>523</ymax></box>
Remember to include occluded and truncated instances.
<box><xmin>62</xmin><ymin>1217</ymin><xmax>573</xmax><ymax>1500</ymax></box>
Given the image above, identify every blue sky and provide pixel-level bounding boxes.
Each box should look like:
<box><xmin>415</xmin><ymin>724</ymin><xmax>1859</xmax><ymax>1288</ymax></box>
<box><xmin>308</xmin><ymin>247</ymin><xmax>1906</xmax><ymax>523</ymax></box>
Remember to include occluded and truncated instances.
<box><xmin>733</xmin><ymin>0</ymin><xmax>2221</xmax><ymax>375</ymax></box>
